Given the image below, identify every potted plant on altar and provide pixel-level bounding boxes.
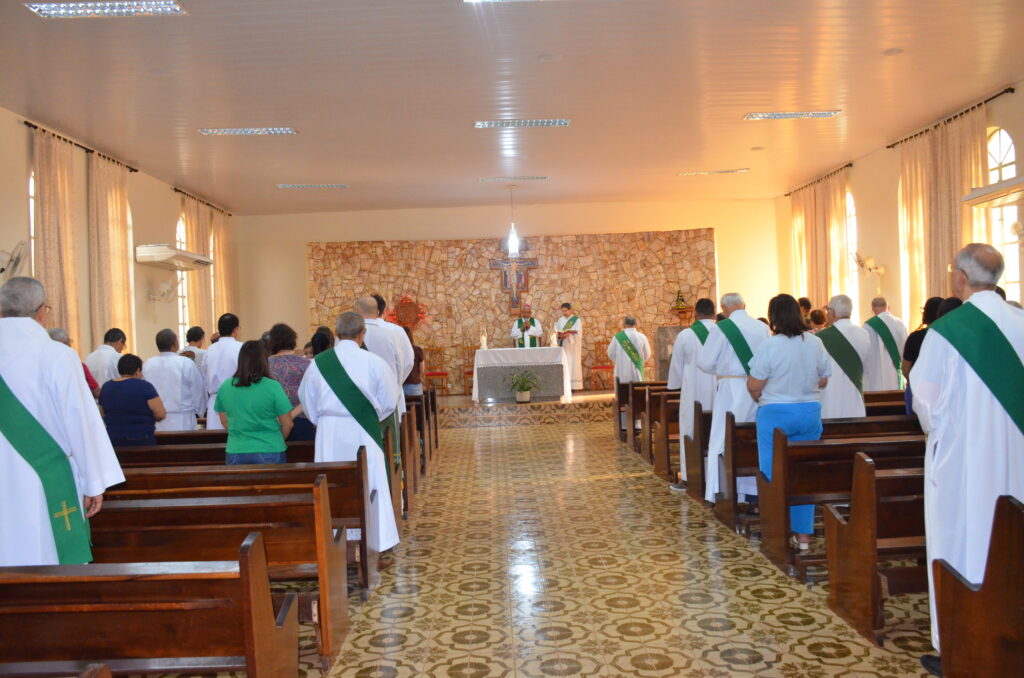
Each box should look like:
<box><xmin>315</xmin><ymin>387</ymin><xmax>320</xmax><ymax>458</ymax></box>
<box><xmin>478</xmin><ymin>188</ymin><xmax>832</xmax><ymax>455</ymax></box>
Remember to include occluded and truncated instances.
<box><xmin>505</xmin><ymin>369</ymin><xmax>540</xmax><ymax>403</ymax></box>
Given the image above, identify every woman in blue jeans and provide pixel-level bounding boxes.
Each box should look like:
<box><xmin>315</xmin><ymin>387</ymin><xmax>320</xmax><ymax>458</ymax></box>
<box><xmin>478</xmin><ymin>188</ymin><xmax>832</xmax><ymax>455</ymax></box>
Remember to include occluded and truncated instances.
<box><xmin>747</xmin><ymin>294</ymin><xmax>832</xmax><ymax>550</ymax></box>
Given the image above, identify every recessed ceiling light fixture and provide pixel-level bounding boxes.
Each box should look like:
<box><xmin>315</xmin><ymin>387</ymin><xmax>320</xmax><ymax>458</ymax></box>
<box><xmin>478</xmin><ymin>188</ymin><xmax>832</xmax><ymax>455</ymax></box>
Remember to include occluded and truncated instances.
<box><xmin>475</xmin><ymin>119</ymin><xmax>570</xmax><ymax>129</ymax></box>
<box><xmin>277</xmin><ymin>184</ymin><xmax>348</xmax><ymax>189</ymax></box>
<box><xmin>677</xmin><ymin>168</ymin><xmax>750</xmax><ymax>176</ymax></box>
<box><xmin>480</xmin><ymin>176</ymin><xmax>548</xmax><ymax>182</ymax></box>
<box><xmin>24</xmin><ymin>1</ymin><xmax>186</xmax><ymax>18</ymax></box>
<box><xmin>743</xmin><ymin>111</ymin><xmax>841</xmax><ymax>120</ymax></box>
<box><xmin>198</xmin><ymin>127</ymin><xmax>296</xmax><ymax>136</ymax></box>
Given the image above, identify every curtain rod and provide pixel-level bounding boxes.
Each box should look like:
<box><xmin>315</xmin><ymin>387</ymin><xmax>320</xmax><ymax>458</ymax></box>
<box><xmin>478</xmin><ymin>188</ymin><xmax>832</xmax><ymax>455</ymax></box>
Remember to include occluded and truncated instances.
<box><xmin>886</xmin><ymin>86</ymin><xmax>1015</xmax><ymax>149</ymax></box>
<box><xmin>173</xmin><ymin>187</ymin><xmax>232</xmax><ymax>216</ymax></box>
<box><xmin>785</xmin><ymin>163</ymin><xmax>852</xmax><ymax>196</ymax></box>
<box><xmin>23</xmin><ymin>121</ymin><xmax>138</xmax><ymax>172</ymax></box>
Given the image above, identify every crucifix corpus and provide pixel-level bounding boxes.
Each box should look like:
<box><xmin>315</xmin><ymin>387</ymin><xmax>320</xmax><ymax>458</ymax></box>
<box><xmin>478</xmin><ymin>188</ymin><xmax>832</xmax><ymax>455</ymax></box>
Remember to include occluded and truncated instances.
<box><xmin>489</xmin><ymin>256</ymin><xmax>538</xmax><ymax>312</ymax></box>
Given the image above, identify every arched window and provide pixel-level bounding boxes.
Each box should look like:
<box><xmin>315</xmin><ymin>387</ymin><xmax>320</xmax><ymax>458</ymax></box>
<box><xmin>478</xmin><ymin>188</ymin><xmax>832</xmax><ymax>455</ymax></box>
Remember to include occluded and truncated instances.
<box><xmin>987</xmin><ymin>128</ymin><xmax>1019</xmax><ymax>302</ymax></box>
<box><xmin>844</xmin><ymin>191</ymin><xmax>860</xmax><ymax>322</ymax></box>
<box><xmin>175</xmin><ymin>217</ymin><xmax>190</xmax><ymax>340</ymax></box>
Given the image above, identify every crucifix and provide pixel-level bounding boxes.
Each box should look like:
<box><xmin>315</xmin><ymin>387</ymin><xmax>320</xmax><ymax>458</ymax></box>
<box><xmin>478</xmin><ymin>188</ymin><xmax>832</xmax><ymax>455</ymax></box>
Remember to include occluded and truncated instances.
<box><xmin>489</xmin><ymin>256</ymin><xmax>538</xmax><ymax>311</ymax></box>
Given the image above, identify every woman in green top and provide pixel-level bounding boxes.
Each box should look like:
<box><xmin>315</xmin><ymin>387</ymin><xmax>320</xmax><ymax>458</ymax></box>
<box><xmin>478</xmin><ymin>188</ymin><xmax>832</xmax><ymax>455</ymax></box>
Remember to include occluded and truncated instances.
<box><xmin>214</xmin><ymin>340</ymin><xmax>297</xmax><ymax>464</ymax></box>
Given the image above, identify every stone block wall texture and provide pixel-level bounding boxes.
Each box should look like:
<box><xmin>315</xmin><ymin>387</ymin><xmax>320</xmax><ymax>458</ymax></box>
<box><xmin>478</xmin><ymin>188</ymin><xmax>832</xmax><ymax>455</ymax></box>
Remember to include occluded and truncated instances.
<box><xmin>307</xmin><ymin>229</ymin><xmax>716</xmax><ymax>394</ymax></box>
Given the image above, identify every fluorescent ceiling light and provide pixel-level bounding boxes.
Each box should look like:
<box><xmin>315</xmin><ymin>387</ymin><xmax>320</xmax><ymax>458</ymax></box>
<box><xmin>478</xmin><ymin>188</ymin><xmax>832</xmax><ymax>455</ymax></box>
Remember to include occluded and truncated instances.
<box><xmin>743</xmin><ymin>111</ymin><xmax>841</xmax><ymax>120</ymax></box>
<box><xmin>464</xmin><ymin>1</ymin><xmax>566</xmax><ymax>3</ymax></box>
<box><xmin>677</xmin><ymin>168</ymin><xmax>750</xmax><ymax>176</ymax></box>
<box><xmin>480</xmin><ymin>176</ymin><xmax>548</xmax><ymax>182</ymax></box>
<box><xmin>198</xmin><ymin>127</ymin><xmax>296</xmax><ymax>136</ymax></box>
<box><xmin>24</xmin><ymin>1</ymin><xmax>187</xmax><ymax>18</ymax></box>
<box><xmin>475</xmin><ymin>119</ymin><xmax>570</xmax><ymax>129</ymax></box>
<box><xmin>277</xmin><ymin>184</ymin><xmax>348</xmax><ymax>189</ymax></box>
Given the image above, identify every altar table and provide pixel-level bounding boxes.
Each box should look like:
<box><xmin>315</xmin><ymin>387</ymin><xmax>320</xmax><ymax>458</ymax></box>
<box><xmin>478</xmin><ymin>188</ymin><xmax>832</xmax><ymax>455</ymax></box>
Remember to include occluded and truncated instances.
<box><xmin>472</xmin><ymin>347</ymin><xmax>572</xmax><ymax>403</ymax></box>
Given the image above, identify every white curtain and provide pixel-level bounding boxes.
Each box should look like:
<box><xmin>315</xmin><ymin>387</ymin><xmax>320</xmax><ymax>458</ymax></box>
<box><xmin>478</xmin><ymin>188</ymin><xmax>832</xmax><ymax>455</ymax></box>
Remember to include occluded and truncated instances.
<box><xmin>790</xmin><ymin>167</ymin><xmax>849</xmax><ymax>306</ymax></box>
<box><xmin>32</xmin><ymin>129</ymin><xmax>81</xmax><ymax>348</ymax></box>
<box><xmin>180</xmin><ymin>195</ymin><xmax>214</xmax><ymax>335</ymax></box>
<box><xmin>899</xmin><ymin>134</ymin><xmax>932</xmax><ymax>324</ymax></box>
<box><xmin>87</xmin><ymin>154</ymin><xmax>134</xmax><ymax>349</ymax></box>
<box><xmin>212</xmin><ymin>209</ymin><xmax>237</xmax><ymax>319</ymax></box>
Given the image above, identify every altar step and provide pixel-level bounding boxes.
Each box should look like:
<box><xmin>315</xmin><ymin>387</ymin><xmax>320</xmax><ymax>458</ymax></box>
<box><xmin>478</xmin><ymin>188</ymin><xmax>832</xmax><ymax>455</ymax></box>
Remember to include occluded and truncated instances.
<box><xmin>438</xmin><ymin>392</ymin><xmax>613</xmax><ymax>429</ymax></box>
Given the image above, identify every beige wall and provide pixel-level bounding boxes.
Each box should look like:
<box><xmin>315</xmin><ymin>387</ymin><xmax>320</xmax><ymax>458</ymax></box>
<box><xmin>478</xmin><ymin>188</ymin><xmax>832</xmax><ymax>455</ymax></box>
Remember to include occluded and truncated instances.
<box><xmin>238</xmin><ymin>199</ymin><xmax>779</xmax><ymax>339</ymax></box>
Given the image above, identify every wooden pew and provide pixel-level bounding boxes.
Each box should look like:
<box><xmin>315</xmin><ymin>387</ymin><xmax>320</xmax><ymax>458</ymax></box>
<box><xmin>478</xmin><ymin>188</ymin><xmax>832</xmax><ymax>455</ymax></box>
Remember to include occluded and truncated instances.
<box><xmin>400</xmin><ymin>412</ymin><xmax>417</xmax><ymax>519</ymax></box>
<box><xmin>92</xmin><ymin>477</ymin><xmax>348</xmax><ymax>670</ymax></box>
<box><xmin>79</xmin><ymin>666</ymin><xmax>111</xmax><ymax>678</ymax></box>
<box><xmin>639</xmin><ymin>386</ymin><xmax>677</xmax><ymax>463</ymax></box>
<box><xmin>863</xmin><ymin>390</ymin><xmax>903</xmax><ymax>403</ymax></box>
<box><xmin>935</xmin><ymin>495</ymin><xmax>1024</xmax><ymax>678</ymax></box>
<box><xmin>154</xmin><ymin>429</ymin><xmax>228</xmax><ymax>445</ymax></box>
<box><xmin>0</xmin><ymin>532</ymin><xmax>299</xmax><ymax>677</ymax></box>
<box><xmin>757</xmin><ymin>432</ymin><xmax>925</xmax><ymax>580</ymax></box>
<box><xmin>651</xmin><ymin>393</ymin><xmax>680</xmax><ymax>481</ymax></box>
<box><xmin>115</xmin><ymin>441</ymin><xmax>315</xmax><ymax>468</ymax></box>
<box><xmin>426</xmin><ymin>388</ymin><xmax>440</xmax><ymax>453</ymax></box>
<box><xmin>682</xmin><ymin>402</ymin><xmax>713</xmax><ymax>502</ymax></box>
<box><xmin>105</xmin><ymin>452</ymin><xmax>379</xmax><ymax>590</ymax></box>
<box><xmin>405</xmin><ymin>394</ymin><xmax>432</xmax><ymax>479</ymax></box>
<box><xmin>613</xmin><ymin>379</ymin><xmax>630</xmax><ymax>441</ymax></box>
<box><xmin>824</xmin><ymin>453</ymin><xmax>926</xmax><ymax>644</ymax></box>
<box><xmin>715</xmin><ymin>414</ymin><xmax>923</xmax><ymax>535</ymax></box>
<box><xmin>625</xmin><ymin>381</ymin><xmax>668</xmax><ymax>453</ymax></box>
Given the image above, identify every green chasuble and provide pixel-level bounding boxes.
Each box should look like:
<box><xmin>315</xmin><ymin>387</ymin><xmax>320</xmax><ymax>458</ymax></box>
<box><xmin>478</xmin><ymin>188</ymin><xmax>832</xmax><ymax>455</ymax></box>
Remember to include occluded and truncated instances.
<box><xmin>516</xmin><ymin>317</ymin><xmax>539</xmax><ymax>348</ymax></box>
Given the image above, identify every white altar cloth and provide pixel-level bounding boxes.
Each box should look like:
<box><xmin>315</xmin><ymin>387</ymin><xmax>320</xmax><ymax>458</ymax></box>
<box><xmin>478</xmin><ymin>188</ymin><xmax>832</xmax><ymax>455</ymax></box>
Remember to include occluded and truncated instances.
<box><xmin>472</xmin><ymin>347</ymin><xmax>572</xmax><ymax>403</ymax></box>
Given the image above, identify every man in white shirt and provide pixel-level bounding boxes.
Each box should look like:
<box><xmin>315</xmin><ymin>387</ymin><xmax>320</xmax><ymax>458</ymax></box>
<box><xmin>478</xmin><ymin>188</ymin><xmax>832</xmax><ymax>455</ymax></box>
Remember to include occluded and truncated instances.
<box><xmin>144</xmin><ymin>329</ymin><xmax>206</xmax><ymax>432</ymax></box>
<box><xmin>356</xmin><ymin>296</ymin><xmax>412</xmax><ymax>416</ymax></box>
<box><xmin>697</xmin><ymin>292</ymin><xmax>771</xmax><ymax>504</ymax></box>
<box><xmin>0</xmin><ymin>277</ymin><xmax>124</xmax><ymax>566</ymax></box>
<box><xmin>555</xmin><ymin>303</ymin><xmax>584</xmax><ymax>390</ymax></box>
<box><xmin>371</xmin><ymin>294</ymin><xmax>415</xmax><ymax>389</ymax></box>
<box><xmin>181</xmin><ymin>325</ymin><xmax>208</xmax><ymax>378</ymax></box>
<box><xmin>204</xmin><ymin>313</ymin><xmax>243</xmax><ymax>430</ymax></box>
<box><xmin>84</xmin><ymin>327</ymin><xmax>126</xmax><ymax>387</ymax></box>
<box><xmin>818</xmin><ymin>295</ymin><xmax>871</xmax><ymax>419</ymax></box>
<box><xmin>863</xmin><ymin>296</ymin><xmax>909</xmax><ymax>391</ymax></box>
<box><xmin>910</xmin><ymin>244</ymin><xmax>1024</xmax><ymax>676</ymax></box>
<box><xmin>607</xmin><ymin>316</ymin><xmax>651</xmax><ymax>384</ymax></box>
<box><xmin>299</xmin><ymin>312</ymin><xmax>401</xmax><ymax>553</ymax></box>
<box><xmin>510</xmin><ymin>304</ymin><xmax>543</xmax><ymax>348</ymax></box>
<box><xmin>667</xmin><ymin>298</ymin><xmax>717</xmax><ymax>491</ymax></box>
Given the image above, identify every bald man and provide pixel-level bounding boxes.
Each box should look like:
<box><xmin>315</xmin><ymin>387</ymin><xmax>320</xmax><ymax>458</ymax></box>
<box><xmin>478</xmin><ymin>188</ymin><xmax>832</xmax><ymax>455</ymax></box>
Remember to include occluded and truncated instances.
<box><xmin>510</xmin><ymin>304</ymin><xmax>543</xmax><ymax>348</ymax></box>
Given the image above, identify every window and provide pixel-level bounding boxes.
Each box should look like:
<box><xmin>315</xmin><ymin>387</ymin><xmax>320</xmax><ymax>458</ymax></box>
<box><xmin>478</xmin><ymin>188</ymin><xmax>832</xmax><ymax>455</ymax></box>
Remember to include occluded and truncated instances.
<box><xmin>175</xmin><ymin>217</ymin><xmax>189</xmax><ymax>340</ymax></box>
<box><xmin>28</xmin><ymin>173</ymin><xmax>35</xmax><ymax>275</ymax></box>
<box><xmin>844</xmin><ymin>191</ymin><xmax>860</xmax><ymax>323</ymax></box>
<box><xmin>987</xmin><ymin>128</ymin><xmax>1020</xmax><ymax>302</ymax></box>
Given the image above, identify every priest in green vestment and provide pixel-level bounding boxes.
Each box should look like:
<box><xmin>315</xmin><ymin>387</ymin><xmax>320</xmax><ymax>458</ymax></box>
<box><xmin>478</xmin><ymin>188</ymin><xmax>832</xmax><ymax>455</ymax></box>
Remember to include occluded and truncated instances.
<box><xmin>510</xmin><ymin>304</ymin><xmax>543</xmax><ymax>348</ymax></box>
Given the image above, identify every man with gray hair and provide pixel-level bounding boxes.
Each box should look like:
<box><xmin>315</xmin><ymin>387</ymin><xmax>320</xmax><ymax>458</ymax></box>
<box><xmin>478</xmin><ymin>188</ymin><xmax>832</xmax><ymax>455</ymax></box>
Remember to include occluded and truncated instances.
<box><xmin>607</xmin><ymin>315</ymin><xmax>651</xmax><ymax>384</ymax></box>
<box><xmin>0</xmin><ymin>277</ymin><xmax>124</xmax><ymax>566</ymax></box>
<box><xmin>863</xmin><ymin>296</ymin><xmax>908</xmax><ymax>391</ymax></box>
<box><xmin>697</xmin><ymin>292</ymin><xmax>771</xmax><ymax>505</ymax></box>
<box><xmin>298</xmin><ymin>311</ymin><xmax>401</xmax><ymax>554</ymax></box>
<box><xmin>818</xmin><ymin>294</ymin><xmax>871</xmax><ymax>418</ymax></box>
<box><xmin>143</xmin><ymin>329</ymin><xmax>206</xmax><ymax>431</ymax></box>
<box><xmin>911</xmin><ymin>244</ymin><xmax>1024</xmax><ymax>675</ymax></box>
<box><xmin>49</xmin><ymin>327</ymin><xmax>100</xmax><ymax>398</ymax></box>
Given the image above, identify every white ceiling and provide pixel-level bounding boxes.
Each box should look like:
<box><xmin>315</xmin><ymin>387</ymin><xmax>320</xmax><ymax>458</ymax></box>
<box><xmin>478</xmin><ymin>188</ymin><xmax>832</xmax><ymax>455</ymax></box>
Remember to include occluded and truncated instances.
<box><xmin>1</xmin><ymin>0</ymin><xmax>1022</xmax><ymax>215</ymax></box>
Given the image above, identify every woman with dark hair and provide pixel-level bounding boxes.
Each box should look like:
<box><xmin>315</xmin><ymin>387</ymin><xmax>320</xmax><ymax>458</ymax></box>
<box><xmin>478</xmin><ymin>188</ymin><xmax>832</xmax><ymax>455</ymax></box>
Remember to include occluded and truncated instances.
<box><xmin>901</xmin><ymin>296</ymin><xmax>944</xmax><ymax>414</ymax></box>
<box><xmin>807</xmin><ymin>309</ymin><xmax>827</xmax><ymax>333</ymax></box>
<box><xmin>747</xmin><ymin>294</ymin><xmax>831</xmax><ymax>549</ymax></box>
<box><xmin>98</xmin><ymin>354</ymin><xmax>166</xmax><ymax>447</ymax></box>
<box><xmin>310</xmin><ymin>326</ymin><xmax>334</xmax><ymax>356</ymax></box>
<box><xmin>402</xmin><ymin>326</ymin><xmax>425</xmax><ymax>397</ymax></box>
<box><xmin>267</xmin><ymin>323</ymin><xmax>314</xmax><ymax>441</ymax></box>
<box><xmin>214</xmin><ymin>340</ymin><xmax>296</xmax><ymax>464</ymax></box>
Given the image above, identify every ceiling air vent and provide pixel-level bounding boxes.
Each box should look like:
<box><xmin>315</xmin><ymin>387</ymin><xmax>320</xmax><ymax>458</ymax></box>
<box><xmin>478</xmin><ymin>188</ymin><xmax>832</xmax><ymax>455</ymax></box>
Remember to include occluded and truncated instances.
<box><xmin>135</xmin><ymin>244</ymin><xmax>212</xmax><ymax>271</ymax></box>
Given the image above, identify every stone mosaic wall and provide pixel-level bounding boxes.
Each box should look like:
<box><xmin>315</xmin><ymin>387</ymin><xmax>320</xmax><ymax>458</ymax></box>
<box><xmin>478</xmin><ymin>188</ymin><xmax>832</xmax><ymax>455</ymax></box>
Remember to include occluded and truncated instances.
<box><xmin>307</xmin><ymin>229</ymin><xmax>716</xmax><ymax>393</ymax></box>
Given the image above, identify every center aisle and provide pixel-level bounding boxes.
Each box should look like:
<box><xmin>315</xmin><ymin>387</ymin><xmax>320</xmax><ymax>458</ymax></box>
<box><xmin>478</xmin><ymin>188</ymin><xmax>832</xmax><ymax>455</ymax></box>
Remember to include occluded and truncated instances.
<box><xmin>328</xmin><ymin>422</ymin><xmax>930</xmax><ymax>678</ymax></box>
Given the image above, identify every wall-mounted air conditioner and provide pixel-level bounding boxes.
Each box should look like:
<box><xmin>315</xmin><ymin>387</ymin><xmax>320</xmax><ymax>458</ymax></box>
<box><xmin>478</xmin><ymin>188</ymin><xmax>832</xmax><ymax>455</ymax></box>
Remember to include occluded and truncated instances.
<box><xmin>135</xmin><ymin>244</ymin><xmax>212</xmax><ymax>271</ymax></box>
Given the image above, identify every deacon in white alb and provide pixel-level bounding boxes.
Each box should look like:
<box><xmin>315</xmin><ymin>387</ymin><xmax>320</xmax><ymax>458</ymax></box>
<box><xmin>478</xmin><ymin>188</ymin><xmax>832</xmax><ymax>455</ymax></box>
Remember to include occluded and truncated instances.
<box><xmin>182</xmin><ymin>325</ymin><xmax>208</xmax><ymax>378</ymax></box>
<box><xmin>910</xmin><ymin>244</ymin><xmax>1024</xmax><ymax>665</ymax></box>
<box><xmin>607</xmin><ymin>316</ymin><xmax>651</xmax><ymax>384</ymax></box>
<box><xmin>667</xmin><ymin>298</ymin><xmax>717</xmax><ymax>486</ymax></box>
<box><xmin>510</xmin><ymin>304</ymin><xmax>543</xmax><ymax>348</ymax></box>
<box><xmin>372</xmin><ymin>294</ymin><xmax>416</xmax><ymax>384</ymax></box>
<box><xmin>818</xmin><ymin>295</ymin><xmax>870</xmax><ymax>419</ymax></box>
<box><xmin>143</xmin><ymin>328</ymin><xmax>206</xmax><ymax>431</ymax></box>
<box><xmin>84</xmin><ymin>327</ymin><xmax>127</xmax><ymax>387</ymax></box>
<box><xmin>204</xmin><ymin>313</ymin><xmax>243</xmax><ymax>430</ymax></box>
<box><xmin>697</xmin><ymin>293</ymin><xmax>770</xmax><ymax>504</ymax></box>
<box><xmin>357</xmin><ymin>296</ymin><xmax>413</xmax><ymax>417</ymax></box>
<box><xmin>0</xmin><ymin>277</ymin><xmax>124</xmax><ymax>566</ymax></box>
<box><xmin>299</xmin><ymin>311</ymin><xmax>402</xmax><ymax>552</ymax></box>
<box><xmin>862</xmin><ymin>296</ymin><xmax>908</xmax><ymax>391</ymax></box>
<box><xmin>555</xmin><ymin>302</ymin><xmax>584</xmax><ymax>390</ymax></box>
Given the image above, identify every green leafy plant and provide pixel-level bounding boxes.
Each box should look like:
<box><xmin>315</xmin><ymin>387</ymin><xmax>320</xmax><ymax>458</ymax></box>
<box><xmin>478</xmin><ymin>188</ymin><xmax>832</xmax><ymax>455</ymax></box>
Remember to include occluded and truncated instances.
<box><xmin>505</xmin><ymin>369</ymin><xmax>540</xmax><ymax>393</ymax></box>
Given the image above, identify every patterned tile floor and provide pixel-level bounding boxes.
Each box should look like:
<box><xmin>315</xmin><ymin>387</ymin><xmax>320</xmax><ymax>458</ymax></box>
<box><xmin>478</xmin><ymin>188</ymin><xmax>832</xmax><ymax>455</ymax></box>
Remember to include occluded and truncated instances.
<box><xmin>317</xmin><ymin>422</ymin><xmax>931</xmax><ymax>677</ymax></box>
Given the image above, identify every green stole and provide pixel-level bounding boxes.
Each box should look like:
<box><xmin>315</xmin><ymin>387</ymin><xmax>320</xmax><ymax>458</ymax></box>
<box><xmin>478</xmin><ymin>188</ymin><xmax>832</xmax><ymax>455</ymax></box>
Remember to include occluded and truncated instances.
<box><xmin>717</xmin><ymin>318</ymin><xmax>754</xmax><ymax>375</ymax></box>
<box><xmin>930</xmin><ymin>302</ymin><xmax>1024</xmax><ymax>436</ymax></box>
<box><xmin>517</xmin><ymin>317</ymin><xmax>538</xmax><ymax>347</ymax></box>
<box><xmin>690</xmin><ymin>320</ymin><xmax>710</xmax><ymax>345</ymax></box>
<box><xmin>817</xmin><ymin>325</ymin><xmax>864</xmax><ymax>393</ymax></box>
<box><xmin>314</xmin><ymin>349</ymin><xmax>385</xmax><ymax>452</ymax></box>
<box><xmin>865</xmin><ymin>315</ymin><xmax>906</xmax><ymax>388</ymax></box>
<box><xmin>614</xmin><ymin>330</ymin><xmax>645</xmax><ymax>379</ymax></box>
<box><xmin>0</xmin><ymin>374</ymin><xmax>92</xmax><ymax>564</ymax></box>
<box><xmin>562</xmin><ymin>315</ymin><xmax>579</xmax><ymax>331</ymax></box>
